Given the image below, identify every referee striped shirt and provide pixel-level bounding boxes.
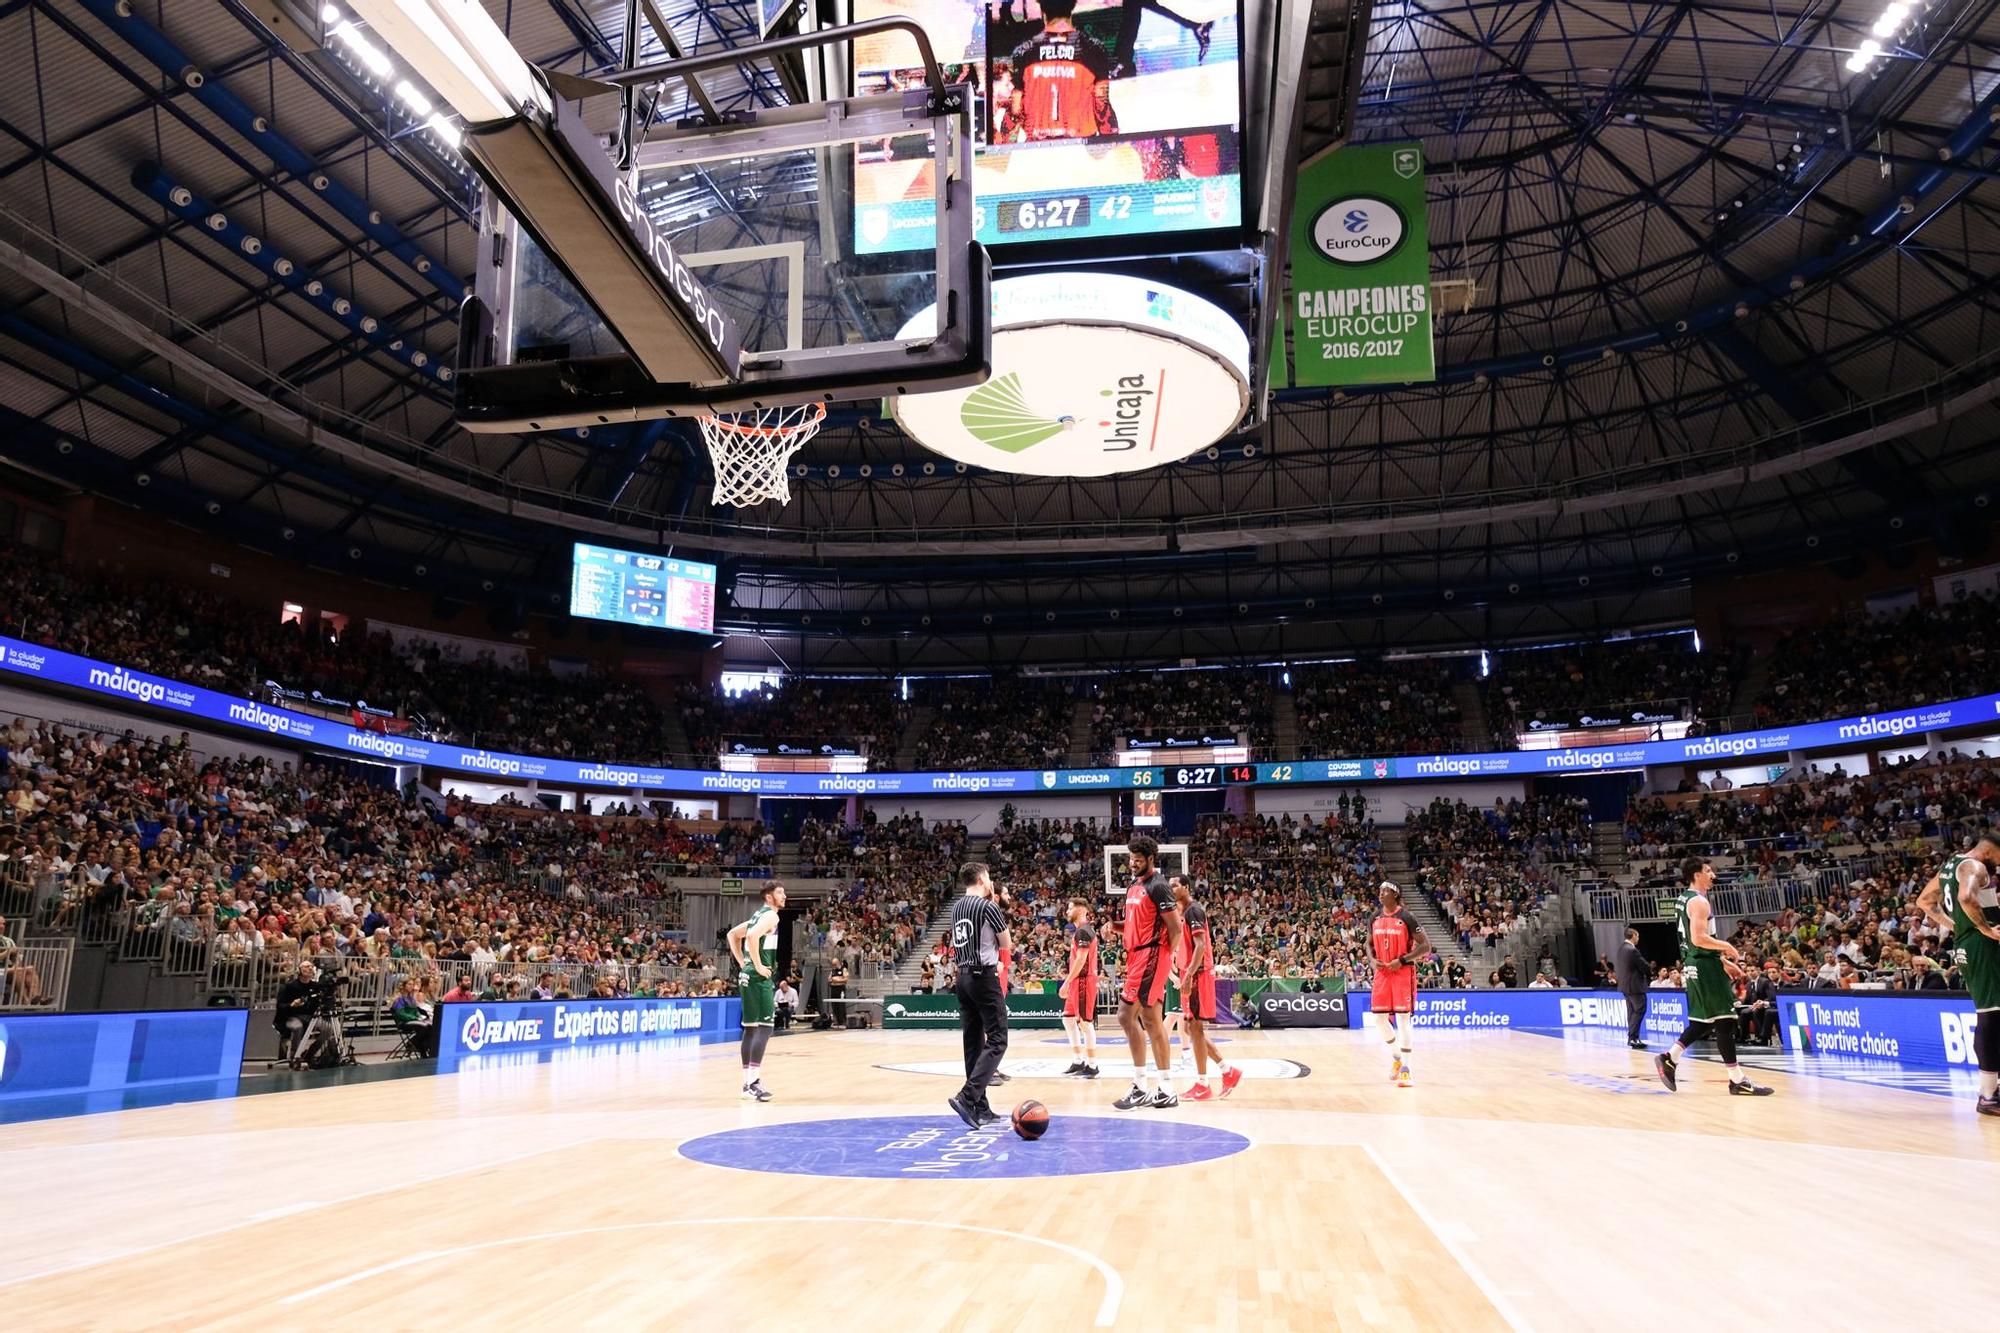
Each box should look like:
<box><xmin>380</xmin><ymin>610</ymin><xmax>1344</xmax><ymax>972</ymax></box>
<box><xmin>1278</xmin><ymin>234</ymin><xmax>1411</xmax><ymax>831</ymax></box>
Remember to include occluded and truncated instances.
<box><xmin>948</xmin><ymin>894</ymin><xmax>1006</xmax><ymax>967</ymax></box>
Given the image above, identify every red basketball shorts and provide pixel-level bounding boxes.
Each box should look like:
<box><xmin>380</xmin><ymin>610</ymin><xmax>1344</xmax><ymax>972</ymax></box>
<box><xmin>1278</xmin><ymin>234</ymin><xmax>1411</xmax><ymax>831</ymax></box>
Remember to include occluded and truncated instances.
<box><xmin>1181</xmin><ymin>972</ymin><xmax>1217</xmax><ymax>1022</ymax></box>
<box><xmin>1372</xmin><ymin>965</ymin><xmax>1417</xmax><ymax>1014</ymax></box>
<box><xmin>1119</xmin><ymin>945</ymin><xmax>1170</xmax><ymax>1007</ymax></box>
<box><xmin>1063</xmin><ymin>977</ymin><xmax>1098</xmax><ymax>1019</ymax></box>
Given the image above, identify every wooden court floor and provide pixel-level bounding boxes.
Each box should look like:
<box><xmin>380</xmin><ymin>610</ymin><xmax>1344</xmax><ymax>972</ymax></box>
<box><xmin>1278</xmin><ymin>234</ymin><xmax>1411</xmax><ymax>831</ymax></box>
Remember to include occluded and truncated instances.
<box><xmin>1</xmin><ymin>1024</ymin><xmax>1995</xmax><ymax>1331</ymax></box>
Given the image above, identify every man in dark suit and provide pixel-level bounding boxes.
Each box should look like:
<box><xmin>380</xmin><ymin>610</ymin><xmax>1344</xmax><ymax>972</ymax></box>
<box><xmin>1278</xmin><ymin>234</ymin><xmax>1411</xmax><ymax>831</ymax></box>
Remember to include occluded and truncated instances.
<box><xmin>1614</xmin><ymin>927</ymin><xmax>1651</xmax><ymax>1049</ymax></box>
<box><xmin>1739</xmin><ymin>959</ymin><xmax>1781</xmax><ymax>1045</ymax></box>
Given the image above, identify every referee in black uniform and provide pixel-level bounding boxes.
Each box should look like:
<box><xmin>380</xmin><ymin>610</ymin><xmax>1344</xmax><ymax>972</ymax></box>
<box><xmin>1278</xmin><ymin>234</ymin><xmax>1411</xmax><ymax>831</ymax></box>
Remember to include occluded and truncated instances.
<box><xmin>947</xmin><ymin>861</ymin><xmax>1012</xmax><ymax>1130</ymax></box>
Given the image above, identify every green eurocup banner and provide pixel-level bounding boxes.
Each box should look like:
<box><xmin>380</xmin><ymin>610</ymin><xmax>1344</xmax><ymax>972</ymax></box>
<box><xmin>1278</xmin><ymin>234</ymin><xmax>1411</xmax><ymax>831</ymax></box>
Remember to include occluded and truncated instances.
<box><xmin>1289</xmin><ymin>142</ymin><xmax>1435</xmax><ymax>386</ymax></box>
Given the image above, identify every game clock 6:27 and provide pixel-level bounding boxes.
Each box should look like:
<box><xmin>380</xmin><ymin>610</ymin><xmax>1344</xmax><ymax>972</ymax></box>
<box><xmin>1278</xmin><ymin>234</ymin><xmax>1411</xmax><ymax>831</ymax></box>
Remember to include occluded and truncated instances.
<box><xmin>996</xmin><ymin>196</ymin><xmax>1090</xmax><ymax>233</ymax></box>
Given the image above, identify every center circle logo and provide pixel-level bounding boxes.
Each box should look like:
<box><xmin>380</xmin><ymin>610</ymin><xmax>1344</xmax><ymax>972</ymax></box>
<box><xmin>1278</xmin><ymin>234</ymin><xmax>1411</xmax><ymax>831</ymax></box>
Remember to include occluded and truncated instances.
<box><xmin>460</xmin><ymin>1009</ymin><xmax>487</xmax><ymax>1053</ymax></box>
<box><xmin>1310</xmin><ymin>196</ymin><xmax>1405</xmax><ymax>265</ymax></box>
<box><xmin>680</xmin><ymin>1115</ymin><xmax>1249</xmax><ymax>1180</ymax></box>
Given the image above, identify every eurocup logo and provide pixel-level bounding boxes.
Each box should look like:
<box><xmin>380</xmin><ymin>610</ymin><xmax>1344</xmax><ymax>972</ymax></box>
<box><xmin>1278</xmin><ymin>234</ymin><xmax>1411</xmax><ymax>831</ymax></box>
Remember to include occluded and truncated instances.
<box><xmin>1041</xmin><ymin>771</ymin><xmax>1057</xmax><ymax>789</ymax></box>
<box><xmin>1311</xmin><ymin>196</ymin><xmax>1405</xmax><ymax>265</ymax></box>
<box><xmin>461</xmin><ymin>1008</ymin><xmax>488</xmax><ymax>1053</ymax></box>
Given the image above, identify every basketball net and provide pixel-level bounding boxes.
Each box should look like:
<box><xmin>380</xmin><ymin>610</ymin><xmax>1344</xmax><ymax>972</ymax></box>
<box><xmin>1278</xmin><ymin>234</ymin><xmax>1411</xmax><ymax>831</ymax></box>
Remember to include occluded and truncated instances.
<box><xmin>698</xmin><ymin>402</ymin><xmax>826</xmax><ymax>507</ymax></box>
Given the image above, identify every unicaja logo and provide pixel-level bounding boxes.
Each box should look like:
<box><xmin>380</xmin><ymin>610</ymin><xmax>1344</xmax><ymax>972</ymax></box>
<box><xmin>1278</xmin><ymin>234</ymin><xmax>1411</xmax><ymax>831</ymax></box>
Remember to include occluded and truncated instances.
<box><xmin>87</xmin><ymin>665</ymin><xmax>167</xmax><ymax>706</ymax></box>
<box><xmin>460</xmin><ymin>1009</ymin><xmax>487</xmax><ymax>1053</ymax></box>
<box><xmin>1096</xmin><ymin>374</ymin><xmax>1158</xmax><ymax>454</ymax></box>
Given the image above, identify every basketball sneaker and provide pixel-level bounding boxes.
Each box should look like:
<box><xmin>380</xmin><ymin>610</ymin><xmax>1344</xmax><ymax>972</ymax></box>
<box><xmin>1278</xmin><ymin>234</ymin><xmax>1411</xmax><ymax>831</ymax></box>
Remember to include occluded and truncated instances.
<box><xmin>1220</xmin><ymin>1065</ymin><xmax>1242</xmax><ymax>1097</ymax></box>
<box><xmin>1184</xmin><ymin>1082</ymin><xmax>1215</xmax><ymax>1101</ymax></box>
<box><xmin>743</xmin><ymin>1081</ymin><xmax>773</xmax><ymax>1102</ymax></box>
<box><xmin>1113</xmin><ymin>1084</ymin><xmax>1151</xmax><ymax>1110</ymax></box>
<box><xmin>1396</xmin><ymin>1068</ymin><xmax>1412</xmax><ymax>1088</ymax></box>
<box><xmin>1080</xmin><ymin>1063</ymin><xmax>1100</xmax><ymax>1079</ymax></box>
<box><xmin>948</xmin><ymin>1092</ymin><xmax>982</xmax><ymax>1129</ymax></box>
<box><xmin>1148</xmin><ymin>1089</ymin><xmax>1180</xmax><ymax>1109</ymax></box>
<box><xmin>1727</xmin><ymin>1078</ymin><xmax>1775</xmax><ymax>1097</ymax></box>
<box><xmin>1977</xmin><ymin>1096</ymin><xmax>2000</xmax><ymax>1118</ymax></box>
<box><xmin>1389</xmin><ymin>1054</ymin><xmax>1404</xmax><ymax>1082</ymax></box>
<box><xmin>1062</xmin><ymin>1061</ymin><xmax>1085</xmax><ymax>1076</ymax></box>
<box><xmin>1653</xmin><ymin>1052</ymin><xmax>1678</xmax><ymax>1092</ymax></box>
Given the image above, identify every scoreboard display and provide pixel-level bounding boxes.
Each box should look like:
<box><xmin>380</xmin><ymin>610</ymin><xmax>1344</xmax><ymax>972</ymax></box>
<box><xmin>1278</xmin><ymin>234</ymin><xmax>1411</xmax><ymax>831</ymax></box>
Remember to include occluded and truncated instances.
<box><xmin>568</xmin><ymin>542</ymin><xmax>718</xmax><ymax>635</ymax></box>
<box><xmin>1118</xmin><ymin>762</ymin><xmax>1274</xmax><ymax>789</ymax></box>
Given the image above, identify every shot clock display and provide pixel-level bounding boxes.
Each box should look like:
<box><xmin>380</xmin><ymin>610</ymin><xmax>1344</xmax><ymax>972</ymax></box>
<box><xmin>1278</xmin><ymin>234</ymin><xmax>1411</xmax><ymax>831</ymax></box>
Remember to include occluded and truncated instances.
<box><xmin>850</xmin><ymin>0</ymin><xmax>1243</xmax><ymax>254</ymax></box>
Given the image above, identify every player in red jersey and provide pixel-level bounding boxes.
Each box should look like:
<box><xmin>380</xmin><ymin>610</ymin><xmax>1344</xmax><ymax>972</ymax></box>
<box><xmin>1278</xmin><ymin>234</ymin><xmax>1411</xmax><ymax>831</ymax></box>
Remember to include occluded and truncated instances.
<box><xmin>1060</xmin><ymin>899</ymin><xmax>1100</xmax><ymax>1078</ymax></box>
<box><xmin>1371</xmin><ymin>882</ymin><xmax>1430</xmax><ymax>1087</ymax></box>
<box><xmin>1114</xmin><ymin>835</ymin><xmax>1184</xmax><ymax>1110</ymax></box>
<box><xmin>1005</xmin><ymin>0</ymin><xmax>1115</xmax><ymax>141</ymax></box>
<box><xmin>1172</xmin><ymin>877</ymin><xmax>1240</xmax><ymax>1100</ymax></box>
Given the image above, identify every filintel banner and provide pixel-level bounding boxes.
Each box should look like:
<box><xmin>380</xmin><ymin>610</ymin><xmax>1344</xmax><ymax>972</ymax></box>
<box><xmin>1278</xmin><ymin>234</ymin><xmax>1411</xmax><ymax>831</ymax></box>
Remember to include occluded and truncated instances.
<box><xmin>1777</xmin><ymin>991</ymin><xmax>1980</xmax><ymax>1069</ymax></box>
<box><xmin>1290</xmin><ymin>142</ymin><xmax>1435</xmax><ymax>386</ymax></box>
<box><xmin>437</xmin><ymin>997</ymin><xmax>739</xmax><ymax>1068</ymax></box>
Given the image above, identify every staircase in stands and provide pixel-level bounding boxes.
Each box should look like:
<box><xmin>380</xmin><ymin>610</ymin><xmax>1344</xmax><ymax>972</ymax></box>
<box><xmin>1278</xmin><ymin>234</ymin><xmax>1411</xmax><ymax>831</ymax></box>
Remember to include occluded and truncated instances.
<box><xmin>1379</xmin><ymin>826</ymin><xmax>1470</xmax><ymax>966</ymax></box>
<box><xmin>1064</xmin><ymin>696</ymin><xmax>1097</xmax><ymax>767</ymax></box>
<box><xmin>851</xmin><ymin>833</ymin><xmax>991</xmax><ymax>998</ymax></box>
<box><xmin>1271</xmin><ymin>690</ymin><xmax>1300</xmax><ymax>761</ymax></box>
<box><xmin>893</xmin><ymin>704</ymin><xmax>935</xmax><ymax>769</ymax></box>
<box><xmin>1453</xmin><ymin>678</ymin><xmax>1494</xmax><ymax>751</ymax></box>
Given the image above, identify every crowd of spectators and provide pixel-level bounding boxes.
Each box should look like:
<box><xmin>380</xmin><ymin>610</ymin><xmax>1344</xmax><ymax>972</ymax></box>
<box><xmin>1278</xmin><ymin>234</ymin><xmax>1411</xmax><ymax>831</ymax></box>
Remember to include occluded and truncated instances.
<box><xmin>0</xmin><ymin>718</ymin><xmax>724</xmax><ymax>1005</ymax></box>
<box><xmin>1719</xmin><ymin>863</ymin><xmax>1963</xmax><ymax>991</ymax></box>
<box><xmin>913</xmin><ymin>678</ymin><xmax>1073</xmax><ymax>770</ymax></box>
<box><xmin>1087</xmin><ymin>669</ymin><xmax>1275</xmax><ymax>762</ymax></box>
<box><xmin>1484</xmin><ymin>637</ymin><xmax>1736</xmax><ymax>741</ymax></box>
<box><xmin>798</xmin><ymin>812</ymin><xmax>966</xmax><ymax>978</ymax></box>
<box><xmin>984</xmin><ymin>812</ymin><xmax>1399</xmax><ymax>992</ymax></box>
<box><xmin>679</xmin><ymin>677</ymin><xmax>909</xmax><ymax>763</ymax></box>
<box><xmin>1623</xmin><ymin>752</ymin><xmax>2000</xmax><ymax>869</ymax></box>
<box><xmin>1292</xmin><ymin>659</ymin><xmax>1463</xmax><ymax>759</ymax></box>
<box><xmin>1754</xmin><ymin>594</ymin><xmax>2000</xmax><ymax>725</ymax></box>
<box><xmin>1404</xmin><ymin>795</ymin><xmax>1592</xmax><ymax>955</ymax></box>
<box><xmin>0</xmin><ymin>543</ymin><xmax>681</xmax><ymax>763</ymax></box>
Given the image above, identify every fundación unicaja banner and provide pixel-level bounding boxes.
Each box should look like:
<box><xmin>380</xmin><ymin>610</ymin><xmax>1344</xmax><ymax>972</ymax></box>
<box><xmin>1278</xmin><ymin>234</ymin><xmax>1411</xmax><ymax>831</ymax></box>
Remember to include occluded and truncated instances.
<box><xmin>1288</xmin><ymin>142</ymin><xmax>1435</xmax><ymax>386</ymax></box>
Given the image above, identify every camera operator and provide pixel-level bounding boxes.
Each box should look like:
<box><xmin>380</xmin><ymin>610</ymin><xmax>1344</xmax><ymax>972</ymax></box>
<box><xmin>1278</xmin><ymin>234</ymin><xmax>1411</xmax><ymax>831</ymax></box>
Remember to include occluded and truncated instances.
<box><xmin>274</xmin><ymin>960</ymin><xmax>320</xmax><ymax>1062</ymax></box>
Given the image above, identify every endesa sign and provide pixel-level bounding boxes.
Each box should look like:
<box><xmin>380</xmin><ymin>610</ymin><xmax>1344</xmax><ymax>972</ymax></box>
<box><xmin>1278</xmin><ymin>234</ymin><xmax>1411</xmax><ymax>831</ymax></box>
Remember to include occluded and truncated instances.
<box><xmin>1776</xmin><ymin>990</ymin><xmax>1980</xmax><ymax>1069</ymax></box>
<box><xmin>437</xmin><ymin>997</ymin><xmax>739</xmax><ymax>1068</ymax></box>
<box><xmin>1255</xmin><ymin>991</ymin><xmax>1349</xmax><ymax>1028</ymax></box>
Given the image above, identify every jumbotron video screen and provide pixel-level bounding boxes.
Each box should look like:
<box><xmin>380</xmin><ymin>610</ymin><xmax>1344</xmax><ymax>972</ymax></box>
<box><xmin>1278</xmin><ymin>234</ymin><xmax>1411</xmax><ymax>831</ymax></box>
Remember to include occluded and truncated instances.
<box><xmin>852</xmin><ymin>0</ymin><xmax>1242</xmax><ymax>253</ymax></box>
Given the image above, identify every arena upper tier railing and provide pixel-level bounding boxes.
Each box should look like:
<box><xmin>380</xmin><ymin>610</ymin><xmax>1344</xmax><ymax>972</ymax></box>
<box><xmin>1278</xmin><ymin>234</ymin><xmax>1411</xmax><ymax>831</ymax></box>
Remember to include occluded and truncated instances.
<box><xmin>2</xmin><ymin>631</ymin><xmax>1997</xmax><ymax>797</ymax></box>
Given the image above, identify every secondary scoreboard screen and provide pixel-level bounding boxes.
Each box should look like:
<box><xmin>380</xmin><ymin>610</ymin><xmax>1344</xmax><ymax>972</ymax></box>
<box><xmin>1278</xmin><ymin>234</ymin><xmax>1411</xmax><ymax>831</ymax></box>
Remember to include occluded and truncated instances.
<box><xmin>569</xmin><ymin>542</ymin><xmax>718</xmax><ymax>635</ymax></box>
<box><xmin>851</xmin><ymin>0</ymin><xmax>1242</xmax><ymax>254</ymax></box>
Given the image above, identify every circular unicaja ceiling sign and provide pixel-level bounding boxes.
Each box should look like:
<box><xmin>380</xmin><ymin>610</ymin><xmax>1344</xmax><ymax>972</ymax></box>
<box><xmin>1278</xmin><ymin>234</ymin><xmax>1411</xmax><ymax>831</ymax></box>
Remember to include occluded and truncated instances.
<box><xmin>891</xmin><ymin>272</ymin><xmax>1250</xmax><ymax>478</ymax></box>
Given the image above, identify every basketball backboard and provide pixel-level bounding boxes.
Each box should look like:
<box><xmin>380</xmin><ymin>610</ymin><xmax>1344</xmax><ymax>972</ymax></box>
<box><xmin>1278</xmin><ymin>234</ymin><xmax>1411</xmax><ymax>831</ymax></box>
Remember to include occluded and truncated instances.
<box><xmin>348</xmin><ymin>3</ymin><xmax>991</xmax><ymax>431</ymax></box>
<box><xmin>1103</xmin><ymin>843</ymin><xmax>1192</xmax><ymax>896</ymax></box>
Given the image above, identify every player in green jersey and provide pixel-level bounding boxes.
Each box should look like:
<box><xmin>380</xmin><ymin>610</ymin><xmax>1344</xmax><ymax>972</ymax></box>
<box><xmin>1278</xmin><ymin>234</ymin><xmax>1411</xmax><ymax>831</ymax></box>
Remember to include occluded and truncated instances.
<box><xmin>1916</xmin><ymin>833</ymin><xmax>2000</xmax><ymax>1117</ymax></box>
<box><xmin>1654</xmin><ymin>857</ymin><xmax>1773</xmax><ymax>1096</ymax></box>
<box><xmin>727</xmin><ymin>883</ymin><xmax>786</xmax><ymax>1102</ymax></box>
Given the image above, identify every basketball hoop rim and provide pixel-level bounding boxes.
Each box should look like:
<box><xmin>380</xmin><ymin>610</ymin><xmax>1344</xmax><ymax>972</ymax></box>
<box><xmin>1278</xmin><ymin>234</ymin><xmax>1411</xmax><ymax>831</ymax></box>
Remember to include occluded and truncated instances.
<box><xmin>699</xmin><ymin>401</ymin><xmax>826</xmax><ymax>438</ymax></box>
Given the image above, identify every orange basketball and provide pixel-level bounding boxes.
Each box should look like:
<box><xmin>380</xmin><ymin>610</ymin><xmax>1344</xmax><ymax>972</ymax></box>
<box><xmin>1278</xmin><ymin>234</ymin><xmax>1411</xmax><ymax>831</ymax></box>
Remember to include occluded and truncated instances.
<box><xmin>1011</xmin><ymin>1099</ymin><xmax>1050</xmax><ymax>1140</ymax></box>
